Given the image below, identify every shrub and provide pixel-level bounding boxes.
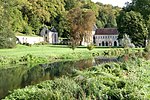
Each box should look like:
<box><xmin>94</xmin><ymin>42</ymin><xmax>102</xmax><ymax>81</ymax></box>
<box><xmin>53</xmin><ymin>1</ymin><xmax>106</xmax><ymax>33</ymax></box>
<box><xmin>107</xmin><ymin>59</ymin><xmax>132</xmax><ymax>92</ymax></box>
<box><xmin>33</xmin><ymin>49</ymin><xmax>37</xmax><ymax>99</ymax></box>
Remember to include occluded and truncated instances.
<box><xmin>87</xmin><ymin>44</ymin><xmax>94</xmax><ymax>51</ymax></box>
<box><xmin>0</xmin><ymin>35</ymin><xmax>16</xmax><ymax>49</ymax></box>
<box><xmin>4</xmin><ymin>59</ymin><xmax>150</xmax><ymax>99</ymax></box>
<box><xmin>144</xmin><ymin>41</ymin><xmax>150</xmax><ymax>52</ymax></box>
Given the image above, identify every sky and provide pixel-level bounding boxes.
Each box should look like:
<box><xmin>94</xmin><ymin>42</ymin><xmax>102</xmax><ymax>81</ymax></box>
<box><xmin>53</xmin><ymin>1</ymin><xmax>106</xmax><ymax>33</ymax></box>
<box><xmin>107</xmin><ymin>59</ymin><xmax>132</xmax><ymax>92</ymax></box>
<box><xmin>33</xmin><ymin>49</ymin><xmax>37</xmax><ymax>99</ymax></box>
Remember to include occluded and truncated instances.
<box><xmin>91</xmin><ymin>0</ymin><xmax>132</xmax><ymax>7</ymax></box>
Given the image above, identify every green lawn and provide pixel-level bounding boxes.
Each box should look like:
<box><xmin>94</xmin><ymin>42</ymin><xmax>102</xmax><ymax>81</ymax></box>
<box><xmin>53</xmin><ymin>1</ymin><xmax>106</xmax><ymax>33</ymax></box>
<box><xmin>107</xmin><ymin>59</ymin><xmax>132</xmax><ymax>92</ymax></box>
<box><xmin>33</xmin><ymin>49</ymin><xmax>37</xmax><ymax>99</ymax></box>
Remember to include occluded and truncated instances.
<box><xmin>0</xmin><ymin>44</ymin><xmax>142</xmax><ymax>65</ymax></box>
<box><xmin>0</xmin><ymin>45</ymin><xmax>110</xmax><ymax>58</ymax></box>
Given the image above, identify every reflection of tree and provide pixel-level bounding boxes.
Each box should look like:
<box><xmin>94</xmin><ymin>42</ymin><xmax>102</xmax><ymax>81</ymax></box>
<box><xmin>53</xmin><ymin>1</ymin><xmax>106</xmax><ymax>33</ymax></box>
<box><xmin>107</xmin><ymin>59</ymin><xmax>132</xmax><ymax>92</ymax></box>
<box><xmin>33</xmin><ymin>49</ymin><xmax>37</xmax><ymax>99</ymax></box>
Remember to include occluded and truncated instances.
<box><xmin>0</xmin><ymin>65</ymin><xmax>29</xmax><ymax>99</ymax></box>
<box><xmin>21</xmin><ymin>65</ymin><xmax>47</xmax><ymax>87</ymax></box>
<box><xmin>0</xmin><ymin>59</ymin><xmax>93</xmax><ymax>99</ymax></box>
<box><xmin>45</xmin><ymin>59</ymin><xmax>93</xmax><ymax>78</ymax></box>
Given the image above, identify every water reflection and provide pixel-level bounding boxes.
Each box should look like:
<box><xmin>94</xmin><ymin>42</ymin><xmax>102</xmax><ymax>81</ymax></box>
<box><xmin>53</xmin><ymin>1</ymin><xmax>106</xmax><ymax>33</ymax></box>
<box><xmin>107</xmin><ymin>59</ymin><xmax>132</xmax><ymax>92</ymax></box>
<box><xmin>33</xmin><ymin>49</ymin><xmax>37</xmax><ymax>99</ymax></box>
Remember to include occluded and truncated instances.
<box><xmin>0</xmin><ymin>57</ymin><xmax>118</xmax><ymax>99</ymax></box>
<box><xmin>0</xmin><ymin>59</ymin><xmax>92</xmax><ymax>99</ymax></box>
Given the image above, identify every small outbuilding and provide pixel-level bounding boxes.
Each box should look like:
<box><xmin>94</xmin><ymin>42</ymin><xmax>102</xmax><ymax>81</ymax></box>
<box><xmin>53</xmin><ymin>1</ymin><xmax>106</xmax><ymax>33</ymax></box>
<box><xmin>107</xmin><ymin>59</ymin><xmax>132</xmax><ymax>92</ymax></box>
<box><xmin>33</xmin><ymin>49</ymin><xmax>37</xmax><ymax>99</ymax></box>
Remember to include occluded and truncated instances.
<box><xmin>40</xmin><ymin>27</ymin><xmax>59</xmax><ymax>44</ymax></box>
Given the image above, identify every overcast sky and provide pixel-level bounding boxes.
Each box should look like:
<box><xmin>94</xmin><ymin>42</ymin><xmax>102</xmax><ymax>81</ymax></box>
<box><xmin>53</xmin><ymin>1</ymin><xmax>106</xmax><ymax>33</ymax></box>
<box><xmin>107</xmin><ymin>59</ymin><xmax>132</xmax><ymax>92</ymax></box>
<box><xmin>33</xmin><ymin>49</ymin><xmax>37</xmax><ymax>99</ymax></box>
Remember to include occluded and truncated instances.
<box><xmin>91</xmin><ymin>0</ymin><xmax>132</xmax><ymax>7</ymax></box>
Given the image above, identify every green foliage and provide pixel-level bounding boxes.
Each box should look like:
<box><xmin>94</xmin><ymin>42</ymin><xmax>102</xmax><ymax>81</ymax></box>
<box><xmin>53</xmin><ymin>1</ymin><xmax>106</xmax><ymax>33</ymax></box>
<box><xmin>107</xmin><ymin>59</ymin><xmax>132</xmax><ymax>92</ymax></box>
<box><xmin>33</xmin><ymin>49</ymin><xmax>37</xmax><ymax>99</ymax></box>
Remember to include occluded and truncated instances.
<box><xmin>96</xmin><ymin>4</ymin><xmax>120</xmax><ymax>28</ymax></box>
<box><xmin>123</xmin><ymin>0</ymin><xmax>150</xmax><ymax>45</ymax></box>
<box><xmin>101</xmin><ymin>48</ymin><xmax>132</xmax><ymax>56</ymax></box>
<box><xmin>87</xmin><ymin>44</ymin><xmax>94</xmax><ymax>51</ymax></box>
<box><xmin>120</xmin><ymin>34</ymin><xmax>135</xmax><ymax>48</ymax></box>
<box><xmin>0</xmin><ymin>0</ymin><xmax>122</xmax><ymax>47</ymax></box>
<box><xmin>0</xmin><ymin>0</ymin><xmax>16</xmax><ymax>48</ymax></box>
<box><xmin>4</xmin><ymin>78</ymin><xmax>82</xmax><ymax>100</ymax></box>
<box><xmin>144</xmin><ymin>41</ymin><xmax>150</xmax><ymax>52</ymax></box>
<box><xmin>117</xmin><ymin>11</ymin><xmax>148</xmax><ymax>47</ymax></box>
<box><xmin>4</xmin><ymin>59</ymin><xmax>150</xmax><ymax>99</ymax></box>
<box><xmin>23</xmin><ymin>25</ymin><xmax>33</xmax><ymax>35</ymax></box>
<box><xmin>0</xmin><ymin>36</ymin><xmax>16</xmax><ymax>49</ymax></box>
<box><xmin>19</xmin><ymin>54</ymin><xmax>49</xmax><ymax>64</ymax></box>
<box><xmin>67</xmin><ymin>7</ymin><xmax>96</xmax><ymax>46</ymax></box>
<box><xmin>64</xmin><ymin>0</ymin><xmax>78</xmax><ymax>10</ymax></box>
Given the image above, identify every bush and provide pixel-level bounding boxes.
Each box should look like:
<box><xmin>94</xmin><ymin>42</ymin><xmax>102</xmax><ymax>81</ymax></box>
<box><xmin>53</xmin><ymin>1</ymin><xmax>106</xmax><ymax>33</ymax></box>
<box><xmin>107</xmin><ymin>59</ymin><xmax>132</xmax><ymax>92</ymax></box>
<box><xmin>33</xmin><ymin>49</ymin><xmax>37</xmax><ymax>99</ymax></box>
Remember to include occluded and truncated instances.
<box><xmin>87</xmin><ymin>44</ymin><xmax>94</xmax><ymax>51</ymax></box>
<box><xmin>144</xmin><ymin>41</ymin><xmax>150</xmax><ymax>52</ymax></box>
<box><xmin>0</xmin><ymin>35</ymin><xmax>16</xmax><ymax>49</ymax></box>
<box><xmin>4</xmin><ymin>58</ymin><xmax>150</xmax><ymax>99</ymax></box>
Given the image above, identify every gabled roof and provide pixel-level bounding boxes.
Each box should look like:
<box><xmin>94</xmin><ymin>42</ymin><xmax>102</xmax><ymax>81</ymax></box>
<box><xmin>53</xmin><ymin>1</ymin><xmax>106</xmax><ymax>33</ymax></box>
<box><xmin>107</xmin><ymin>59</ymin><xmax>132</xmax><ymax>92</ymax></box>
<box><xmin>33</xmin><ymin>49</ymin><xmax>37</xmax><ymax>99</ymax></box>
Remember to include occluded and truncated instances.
<box><xmin>51</xmin><ymin>27</ymin><xmax>57</xmax><ymax>32</ymax></box>
<box><xmin>95</xmin><ymin>28</ymin><xmax>119</xmax><ymax>35</ymax></box>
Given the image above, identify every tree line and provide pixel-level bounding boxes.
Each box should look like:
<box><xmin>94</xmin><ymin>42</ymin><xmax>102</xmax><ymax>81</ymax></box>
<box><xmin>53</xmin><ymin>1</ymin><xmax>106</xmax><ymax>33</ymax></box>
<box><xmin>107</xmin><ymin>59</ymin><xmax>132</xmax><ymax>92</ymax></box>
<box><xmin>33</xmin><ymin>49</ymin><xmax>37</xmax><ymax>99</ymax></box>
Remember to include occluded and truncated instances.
<box><xmin>1</xmin><ymin>0</ymin><xmax>149</xmax><ymax>48</ymax></box>
<box><xmin>117</xmin><ymin>0</ymin><xmax>150</xmax><ymax>47</ymax></box>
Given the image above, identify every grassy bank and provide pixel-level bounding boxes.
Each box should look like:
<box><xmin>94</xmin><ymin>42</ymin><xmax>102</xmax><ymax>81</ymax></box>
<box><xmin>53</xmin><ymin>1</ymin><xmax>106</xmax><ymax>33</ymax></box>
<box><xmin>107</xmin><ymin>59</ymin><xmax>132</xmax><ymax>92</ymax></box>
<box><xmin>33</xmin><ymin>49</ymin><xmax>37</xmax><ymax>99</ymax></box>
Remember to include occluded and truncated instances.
<box><xmin>0</xmin><ymin>44</ymin><xmax>142</xmax><ymax>65</ymax></box>
<box><xmin>0</xmin><ymin>45</ymin><xmax>110</xmax><ymax>65</ymax></box>
<box><xmin>4</xmin><ymin>58</ymin><xmax>150</xmax><ymax>100</ymax></box>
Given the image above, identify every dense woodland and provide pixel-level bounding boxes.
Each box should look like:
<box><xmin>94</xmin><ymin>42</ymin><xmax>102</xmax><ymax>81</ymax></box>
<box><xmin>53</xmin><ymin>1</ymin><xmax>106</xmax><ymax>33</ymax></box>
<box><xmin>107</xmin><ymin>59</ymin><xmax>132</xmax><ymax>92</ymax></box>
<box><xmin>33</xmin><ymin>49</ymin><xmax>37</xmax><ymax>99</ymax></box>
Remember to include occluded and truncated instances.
<box><xmin>0</xmin><ymin>0</ymin><xmax>150</xmax><ymax>48</ymax></box>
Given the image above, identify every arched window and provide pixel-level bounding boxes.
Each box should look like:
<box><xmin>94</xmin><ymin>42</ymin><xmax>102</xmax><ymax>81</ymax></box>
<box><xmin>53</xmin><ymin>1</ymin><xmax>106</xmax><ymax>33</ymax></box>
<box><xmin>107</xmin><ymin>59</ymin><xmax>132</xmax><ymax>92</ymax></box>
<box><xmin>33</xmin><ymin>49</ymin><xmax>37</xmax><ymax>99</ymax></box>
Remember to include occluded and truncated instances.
<box><xmin>54</xmin><ymin>34</ymin><xmax>57</xmax><ymax>43</ymax></box>
<box><xmin>93</xmin><ymin>36</ymin><xmax>96</xmax><ymax>44</ymax></box>
<box><xmin>106</xmin><ymin>41</ymin><xmax>108</xmax><ymax>46</ymax></box>
<box><xmin>102</xmin><ymin>41</ymin><xmax>105</xmax><ymax>46</ymax></box>
<box><xmin>99</xmin><ymin>43</ymin><xmax>101</xmax><ymax>46</ymax></box>
<box><xmin>114</xmin><ymin>41</ymin><xmax>117</xmax><ymax>46</ymax></box>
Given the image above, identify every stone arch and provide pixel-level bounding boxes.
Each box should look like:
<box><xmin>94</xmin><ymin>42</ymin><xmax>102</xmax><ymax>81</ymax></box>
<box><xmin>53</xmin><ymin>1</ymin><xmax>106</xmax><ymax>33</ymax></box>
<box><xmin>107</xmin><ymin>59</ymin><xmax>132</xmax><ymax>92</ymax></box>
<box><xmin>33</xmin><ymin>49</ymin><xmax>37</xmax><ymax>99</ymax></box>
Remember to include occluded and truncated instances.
<box><xmin>102</xmin><ymin>41</ymin><xmax>105</xmax><ymax>46</ymax></box>
<box><xmin>99</xmin><ymin>43</ymin><xmax>101</xmax><ymax>46</ymax></box>
<box><xmin>106</xmin><ymin>41</ymin><xmax>108</xmax><ymax>46</ymax></box>
<box><xmin>114</xmin><ymin>41</ymin><xmax>117</xmax><ymax>46</ymax></box>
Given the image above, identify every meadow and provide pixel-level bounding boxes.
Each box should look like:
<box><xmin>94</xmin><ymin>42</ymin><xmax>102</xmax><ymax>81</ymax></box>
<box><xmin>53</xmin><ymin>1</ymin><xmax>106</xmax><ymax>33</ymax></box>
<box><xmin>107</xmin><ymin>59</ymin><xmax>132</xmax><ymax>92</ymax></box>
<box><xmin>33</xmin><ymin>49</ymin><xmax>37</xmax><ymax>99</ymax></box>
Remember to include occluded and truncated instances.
<box><xmin>0</xmin><ymin>45</ymin><xmax>109</xmax><ymax>57</ymax></box>
<box><xmin>0</xmin><ymin>44</ymin><xmax>113</xmax><ymax>65</ymax></box>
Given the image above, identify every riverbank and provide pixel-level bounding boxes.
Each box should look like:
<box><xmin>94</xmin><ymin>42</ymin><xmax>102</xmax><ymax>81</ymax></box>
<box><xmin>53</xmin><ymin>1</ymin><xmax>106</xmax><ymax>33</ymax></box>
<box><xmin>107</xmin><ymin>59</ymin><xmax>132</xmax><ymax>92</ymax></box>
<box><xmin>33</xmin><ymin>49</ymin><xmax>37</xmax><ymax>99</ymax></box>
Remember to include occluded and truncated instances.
<box><xmin>4</xmin><ymin>58</ymin><xmax>150</xmax><ymax>100</ymax></box>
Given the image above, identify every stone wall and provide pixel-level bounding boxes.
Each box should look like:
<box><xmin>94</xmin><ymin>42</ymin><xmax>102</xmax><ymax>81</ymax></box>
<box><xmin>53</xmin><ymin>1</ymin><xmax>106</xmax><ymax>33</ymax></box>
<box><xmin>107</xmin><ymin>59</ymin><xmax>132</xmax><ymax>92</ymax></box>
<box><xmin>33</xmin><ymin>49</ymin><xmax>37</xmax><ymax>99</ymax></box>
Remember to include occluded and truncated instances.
<box><xmin>16</xmin><ymin>36</ymin><xmax>44</xmax><ymax>44</ymax></box>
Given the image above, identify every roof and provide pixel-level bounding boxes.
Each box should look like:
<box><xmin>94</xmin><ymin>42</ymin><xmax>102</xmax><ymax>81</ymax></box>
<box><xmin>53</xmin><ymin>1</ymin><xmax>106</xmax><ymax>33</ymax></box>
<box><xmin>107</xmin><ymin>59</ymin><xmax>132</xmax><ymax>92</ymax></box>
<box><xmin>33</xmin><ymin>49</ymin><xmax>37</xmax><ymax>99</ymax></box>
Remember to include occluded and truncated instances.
<box><xmin>51</xmin><ymin>27</ymin><xmax>57</xmax><ymax>32</ymax></box>
<box><xmin>95</xmin><ymin>28</ymin><xmax>119</xmax><ymax>35</ymax></box>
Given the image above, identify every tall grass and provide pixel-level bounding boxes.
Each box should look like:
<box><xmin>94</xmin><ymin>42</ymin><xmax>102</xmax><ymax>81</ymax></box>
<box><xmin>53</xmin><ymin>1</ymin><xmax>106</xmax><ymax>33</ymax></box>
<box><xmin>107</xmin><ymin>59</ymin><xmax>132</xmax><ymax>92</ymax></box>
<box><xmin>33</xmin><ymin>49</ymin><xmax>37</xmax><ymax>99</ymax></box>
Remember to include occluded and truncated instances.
<box><xmin>4</xmin><ymin>58</ymin><xmax>150</xmax><ymax>100</ymax></box>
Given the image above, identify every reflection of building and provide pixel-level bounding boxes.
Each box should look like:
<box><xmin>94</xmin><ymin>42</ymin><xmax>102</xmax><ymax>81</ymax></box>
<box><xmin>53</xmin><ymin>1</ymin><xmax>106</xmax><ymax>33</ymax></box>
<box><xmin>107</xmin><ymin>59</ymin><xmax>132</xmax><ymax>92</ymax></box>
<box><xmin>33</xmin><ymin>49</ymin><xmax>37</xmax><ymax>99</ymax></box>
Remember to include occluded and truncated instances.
<box><xmin>94</xmin><ymin>28</ymin><xmax>119</xmax><ymax>46</ymax></box>
<box><xmin>40</xmin><ymin>27</ymin><xmax>58</xmax><ymax>44</ymax></box>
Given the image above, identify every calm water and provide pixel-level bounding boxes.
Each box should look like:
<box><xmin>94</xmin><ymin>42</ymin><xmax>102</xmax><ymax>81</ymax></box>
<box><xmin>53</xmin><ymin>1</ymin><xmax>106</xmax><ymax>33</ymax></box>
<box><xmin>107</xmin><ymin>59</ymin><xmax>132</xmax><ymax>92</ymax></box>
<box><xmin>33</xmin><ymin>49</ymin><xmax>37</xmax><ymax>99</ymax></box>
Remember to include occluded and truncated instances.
<box><xmin>0</xmin><ymin>57</ymin><xmax>118</xmax><ymax>99</ymax></box>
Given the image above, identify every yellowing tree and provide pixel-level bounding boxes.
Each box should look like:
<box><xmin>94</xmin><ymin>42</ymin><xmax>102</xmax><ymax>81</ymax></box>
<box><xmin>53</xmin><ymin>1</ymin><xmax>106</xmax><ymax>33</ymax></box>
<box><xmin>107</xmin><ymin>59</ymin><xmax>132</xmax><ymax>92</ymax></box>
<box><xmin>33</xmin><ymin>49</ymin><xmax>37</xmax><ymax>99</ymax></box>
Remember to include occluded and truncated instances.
<box><xmin>67</xmin><ymin>7</ymin><xmax>96</xmax><ymax>46</ymax></box>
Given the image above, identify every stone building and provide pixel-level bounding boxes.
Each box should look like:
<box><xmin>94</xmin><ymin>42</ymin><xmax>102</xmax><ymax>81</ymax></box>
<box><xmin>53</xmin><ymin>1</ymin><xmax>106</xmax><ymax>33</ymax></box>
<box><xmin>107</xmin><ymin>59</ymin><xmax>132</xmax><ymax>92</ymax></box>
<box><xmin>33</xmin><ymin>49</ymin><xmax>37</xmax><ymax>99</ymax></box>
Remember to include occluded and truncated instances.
<box><xmin>40</xmin><ymin>27</ymin><xmax>58</xmax><ymax>44</ymax></box>
<box><xmin>16</xmin><ymin>27</ymin><xmax>59</xmax><ymax>45</ymax></box>
<box><xmin>94</xmin><ymin>28</ymin><xmax>119</xmax><ymax>46</ymax></box>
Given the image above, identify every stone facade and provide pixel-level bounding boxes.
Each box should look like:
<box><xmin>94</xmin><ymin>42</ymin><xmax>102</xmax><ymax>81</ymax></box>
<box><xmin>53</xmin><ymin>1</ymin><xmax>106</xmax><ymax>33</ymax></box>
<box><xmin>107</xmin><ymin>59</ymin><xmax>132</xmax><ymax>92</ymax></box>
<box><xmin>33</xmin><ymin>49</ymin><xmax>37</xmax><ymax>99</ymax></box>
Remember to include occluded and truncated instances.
<box><xmin>16</xmin><ymin>36</ymin><xmax>44</xmax><ymax>44</ymax></box>
<box><xmin>94</xmin><ymin>28</ymin><xmax>119</xmax><ymax>46</ymax></box>
<box><xmin>40</xmin><ymin>27</ymin><xmax>58</xmax><ymax>44</ymax></box>
<box><xmin>16</xmin><ymin>27</ymin><xmax>59</xmax><ymax>45</ymax></box>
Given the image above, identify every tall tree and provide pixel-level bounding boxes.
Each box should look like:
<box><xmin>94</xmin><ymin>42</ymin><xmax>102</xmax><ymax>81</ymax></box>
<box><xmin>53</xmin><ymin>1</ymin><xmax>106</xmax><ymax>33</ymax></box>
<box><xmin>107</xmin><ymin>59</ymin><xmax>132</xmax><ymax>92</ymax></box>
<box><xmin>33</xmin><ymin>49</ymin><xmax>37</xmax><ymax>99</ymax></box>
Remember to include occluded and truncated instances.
<box><xmin>0</xmin><ymin>0</ymin><xmax>16</xmax><ymax>48</ymax></box>
<box><xmin>67</xmin><ymin>8</ymin><xmax>96</xmax><ymax>46</ymax></box>
<box><xmin>64</xmin><ymin>0</ymin><xmax>78</xmax><ymax>11</ymax></box>
<box><xmin>124</xmin><ymin>0</ymin><xmax>150</xmax><ymax>41</ymax></box>
<box><xmin>117</xmin><ymin>11</ymin><xmax>148</xmax><ymax>47</ymax></box>
<box><xmin>19</xmin><ymin>0</ymin><xmax>65</xmax><ymax>35</ymax></box>
<box><xmin>96</xmin><ymin>3</ymin><xmax>120</xmax><ymax>28</ymax></box>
